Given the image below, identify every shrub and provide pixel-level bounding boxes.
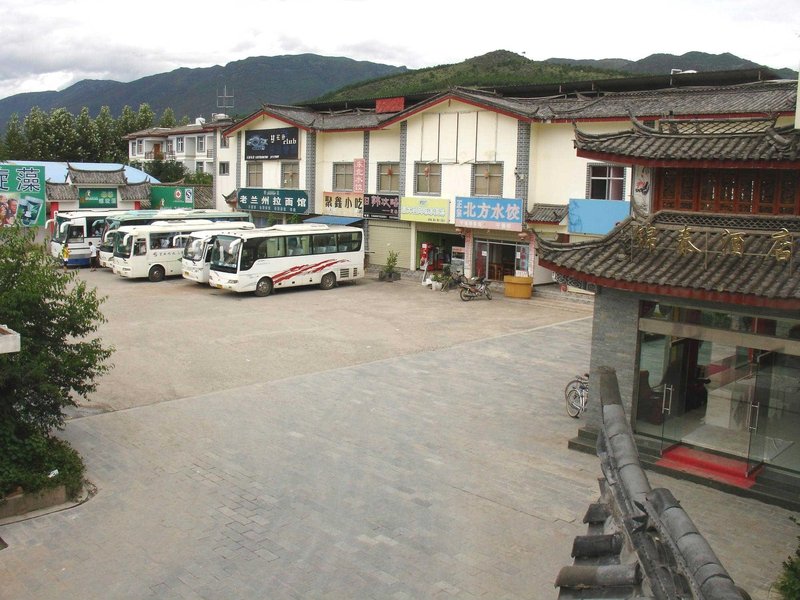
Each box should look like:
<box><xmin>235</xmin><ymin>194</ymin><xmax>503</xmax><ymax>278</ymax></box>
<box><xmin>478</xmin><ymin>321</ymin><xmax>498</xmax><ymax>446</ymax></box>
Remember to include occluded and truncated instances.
<box><xmin>776</xmin><ymin>517</ymin><xmax>800</xmax><ymax>599</ymax></box>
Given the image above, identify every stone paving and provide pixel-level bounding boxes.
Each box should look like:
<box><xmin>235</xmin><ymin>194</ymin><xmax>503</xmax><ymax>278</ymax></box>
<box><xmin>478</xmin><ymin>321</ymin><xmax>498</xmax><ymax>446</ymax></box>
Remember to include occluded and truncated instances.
<box><xmin>0</xmin><ymin>276</ymin><xmax>797</xmax><ymax>599</ymax></box>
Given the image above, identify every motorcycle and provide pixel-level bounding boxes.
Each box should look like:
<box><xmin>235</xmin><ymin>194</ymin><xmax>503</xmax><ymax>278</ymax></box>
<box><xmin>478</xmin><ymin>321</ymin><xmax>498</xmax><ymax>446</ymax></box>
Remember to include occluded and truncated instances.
<box><xmin>459</xmin><ymin>275</ymin><xmax>492</xmax><ymax>301</ymax></box>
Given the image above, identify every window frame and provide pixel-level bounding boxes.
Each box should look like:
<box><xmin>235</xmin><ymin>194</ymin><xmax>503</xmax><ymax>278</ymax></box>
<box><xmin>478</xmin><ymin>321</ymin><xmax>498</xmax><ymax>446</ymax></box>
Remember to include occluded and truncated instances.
<box><xmin>586</xmin><ymin>164</ymin><xmax>626</xmax><ymax>200</ymax></box>
<box><xmin>219</xmin><ymin>162</ymin><xmax>230</xmax><ymax>176</ymax></box>
<box><xmin>282</xmin><ymin>161</ymin><xmax>300</xmax><ymax>188</ymax></box>
<box><xmin>414</xmin><ymin>162</ymin><xmax>442</xmax><ymax>195</ymax></box>
<box><xmin>472</xmin><ymin>162</ymin><xmax>503</xmax><ymax>197</ymax></box>
<box><xmin>246</xmin><ymin>162</ymin><xmax>263</xmax><ymax>187</ymax></box>
<box><xmin>197</xmin><ymin>135</ymin><xmax>206</xmax><ymax>153</ymax></box>
<box><xmin>377</xmin><ymin>162</ymin><xmax>400</xmax><ymax>193</ymax></box>
<box><xmin>333</xmin><ymin>162</ymin><xmax>354</xmax><ymax>191</ymax></box>
<box><xmin>176</xmin><ymin>136</ymin><xmax>185</xmax><ymax>153</ymax></box>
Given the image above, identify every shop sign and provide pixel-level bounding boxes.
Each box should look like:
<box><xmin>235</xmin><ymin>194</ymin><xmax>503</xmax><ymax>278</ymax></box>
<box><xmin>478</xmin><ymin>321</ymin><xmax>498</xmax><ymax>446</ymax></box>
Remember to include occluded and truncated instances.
<box><xmin>353</xmin><ymin>158</ymin><xmax>366</xmax><ymax>193</ymax></box>
<box><xmin>244</xmin><ymin>127</ymin><xmax>299</xmax><ymax>160</ymax></box>
<box><xmin>0</xmin><ymin>164</ymin><xmax>45</xmax><ymax>227</ymax></box>
<box><xmin>237</xmin><ymin>188</ymin><xmax>309</xmax><ymax>214</ymax></box>
<box><xmin>152</xmin><ymin>185</ymin><xmax>194</xmax><ymax>209</ymax></box>
<box><xmin>321</xmin><ymin>191</ymin><xmax>363</xmax><ymax>217</ymax></box>
<box><xmin>79</xmin><ymin>187</ymin><xmax>118</xmax><ymax>209</ymax></box>
<box><xmin>363</xmin><ymin>194</ymin><xmax>399</xmax><ymax>219</ymax></box>
<box><xmin>400</xmin><ymin>197</ymin><xmax>449</xmax><ymax>223</ymax></box>
<box><xmin>455</xmin><ymin>196</ymin><xmax>523</xmax><ymax>231</ymax></box>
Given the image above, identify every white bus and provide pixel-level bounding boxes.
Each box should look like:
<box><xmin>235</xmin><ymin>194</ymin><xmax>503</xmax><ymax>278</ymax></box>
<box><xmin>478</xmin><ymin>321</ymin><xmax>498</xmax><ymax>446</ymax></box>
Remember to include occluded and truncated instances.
<box><xmin>47</xmin><ymin>209</ymin><xmax>130</xmax><ymax>267</ymax></box>
<box><xmin>208</xmin><ymin>224</ymin><xmax>365</xmax><ymax>296</ymax></box>
<box><xmin>98</xmin><ymin>209</ymin><xmax>251</xmax><ymax>268</ymax></box>
<box><xmin>181</xmin><ymin>224</ymin><xmax>257</xmax><ymax>284</ymax></box>
<box><xmin>112</xmin><ymin>221</ymin><xmax>255</xmax><ymax>282</ymax></box>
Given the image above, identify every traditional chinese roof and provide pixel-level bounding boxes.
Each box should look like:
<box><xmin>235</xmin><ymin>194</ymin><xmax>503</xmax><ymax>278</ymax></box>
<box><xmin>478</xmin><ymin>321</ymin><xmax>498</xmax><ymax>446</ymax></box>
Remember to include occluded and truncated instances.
<box><xmin>225</xmin><ymin>104</ymin><xmax>397</xmax><ymax>135</ymax></box>
<box><xmin>536</xmin><ymin>210</ymin><xmax>800</xmax><ymax>308</ymax></box>
<box><xmin>67</xmin><ymin>165</ymin><xmax>127</xmax><ymax>185</ymax></box>
<box><xmin>122</xmin><ymin>127</ymin><xmax>171</xmax><ymax>140</ymax></box>
<box><xmin>574</xmin><ymin>117</ymin><xmax>800</xmax><ymax>167</ymax></box>
<box><xmin>119</xmin><ymin>181</ymin><xmax>151</xmax><ymax>202</ymax></box>
<box><xmin>45</xmin><ymin>182</ymin><xmax>78</xmax><ymax>202</ymax></box>
<box><xmin>527</xmin><ymin>203</ymin><xmax>568</xmax><ymax>224</ymax></box>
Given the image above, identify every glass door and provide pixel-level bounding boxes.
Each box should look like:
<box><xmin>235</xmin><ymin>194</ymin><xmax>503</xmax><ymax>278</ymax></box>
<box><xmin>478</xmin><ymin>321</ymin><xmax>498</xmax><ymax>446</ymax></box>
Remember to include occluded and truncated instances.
<box><xmin>474</xmin><ymin>241</ymin><xmax>489</xmax><ymax>279</ymax></box>
<box><xmin>746</xmin><ymin>351</ymin><xmax>771</xmax><ymax>475</ymax></box>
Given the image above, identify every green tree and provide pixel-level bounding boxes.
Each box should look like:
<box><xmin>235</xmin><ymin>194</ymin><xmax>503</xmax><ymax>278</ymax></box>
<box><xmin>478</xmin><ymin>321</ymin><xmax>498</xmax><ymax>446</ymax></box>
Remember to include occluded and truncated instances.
<box><xmin>23</xmin><ymin>107</ymin><xmax>51</xmax><ymax>160</ymax></box>
<box><xmin>159</xmin><ymin>108</ymin><xmax>177</xmax><ymax>128</ymax></box>
<box><xmin>133</xmin><ymin>158</ymin><xmax>188</xmax><ymax>183</ymax></box>
<box><xmin>94</xmin><ymin>106</ymin><xmax>120</xmax><ymax>162</ymax></box>
<box><xmin>0</xmin><ymin>226</ymin><xmax>113</xmax><ymax>433</ymax></box>
<box><xmin>185</xmin><ymin>171</ymin><xmax>212</xmax><ymax>185</ymax></box>
<box><xmin>135</xmin><ymin>103</ymin><xmax>155</xmax><ymax>131</ymax></box>
<box><xmin>1</xmin><ymin>114</ymin><xmax>26</xmax><ymax>159</ymax></box>
<box><xmin>115</xmin><ymin>105</ymin><xmax>139</xmax><ymax>161</ymax></box>
<box><xmin>75</xmin><ymin>107</ymin><xmax>100</xmax><ymax>161</ymax></box>
<box><xmin>48</xmin><ymin>108</ymin><xmax>80</xmax><ymax>161</ymax></box>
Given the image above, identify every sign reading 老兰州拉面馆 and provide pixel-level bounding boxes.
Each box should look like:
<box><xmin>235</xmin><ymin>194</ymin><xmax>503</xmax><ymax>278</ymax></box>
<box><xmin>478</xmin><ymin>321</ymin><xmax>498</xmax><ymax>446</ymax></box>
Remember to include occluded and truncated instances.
<box><xmin>0</xmin><ymin>164</ymin><xmax>46</xmax><ymax>227</ymax></box>
<box><xmin>237</xmin><ymin>188</ymin><xmax>309</xmax><ymax>214</ymax></box>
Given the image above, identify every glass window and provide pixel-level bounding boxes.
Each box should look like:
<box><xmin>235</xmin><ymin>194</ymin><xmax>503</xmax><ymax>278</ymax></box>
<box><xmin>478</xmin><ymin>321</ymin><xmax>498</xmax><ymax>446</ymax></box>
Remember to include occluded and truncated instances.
<box><xmin>220</xmin><ymin>136</ymin><xmax>229</xmax><ymax>149</ymax></box>
<box><xmin>312</xmin><ymin>233</ymin><xmax>337</xmax><ymax>254</ymax></box>
<box><xmin>136</xmin><ymin>140</ymin><xmax>143</xmax><ymax>154</ymax></box>
<box><xmin>336</xmin><ymin>231</ymin><xmax>362</xmax><ymax>252</ymax></box>
<box><xmin>219</xmin><ymin>162</ymin><xmax>230</xmax><ymax>176</ymax></box>
<box><xmin>247</xmin><ymin>162</ymin><xmax>263</xmax><ymax>187</ymax></box>
<box><xmin>415</xmin><ymin>162</ymin><xmax>441</xmax><ymax>195</ymax></box>
<box><xmin>197</xmin><ymin>136</ymin><xmax>205</xmax><ymax>153</ymax></box>
<box><xmin>130</xmin><ymin>141</ymin><xmax>136</xmax><ymax>155</ymax></box>
<box><xmin>286</xmin><ymin>235</ymin><xmax>310</xmax><ymax>256</ymax></box>
<box><xmin>333</xmin><ymin>163</ymin><xmax>353</xmax><ymax>191</ymax></box>
<box><xmin>378</xmin><ymin>162</ymin><xmax>399</xmax><ymax>193</ymax></box>
<box><xmin>176</xmin><ymin>137</ymin><xmax>184</xmax><ymax>153</ymax></box>
<box><xmin>473</xmin><ymin>163</ymin><xmax>503</xmax><ymax>196</ymax></box>
<box><xmin>282</xmin><ymin>161</ymin><xmax>300</xmax><ymax>188</ymax></box>
<box><xmin>266</xmin><ymin>237</ymin><xmax>285</xmax><ymax>258</ymax></box>
<box><xmin>588</xmin><ymin>164</ymin><xmax>625</xmax><ymax>200</ymax></box>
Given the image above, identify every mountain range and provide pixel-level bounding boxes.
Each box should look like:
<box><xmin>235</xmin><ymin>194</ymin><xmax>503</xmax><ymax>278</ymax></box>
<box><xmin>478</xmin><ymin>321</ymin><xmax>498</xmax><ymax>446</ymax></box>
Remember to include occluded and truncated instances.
<box><xmin>0</xmin><ymin>51</ymin><xmax>794</xmax><ymax>132</ymax></box>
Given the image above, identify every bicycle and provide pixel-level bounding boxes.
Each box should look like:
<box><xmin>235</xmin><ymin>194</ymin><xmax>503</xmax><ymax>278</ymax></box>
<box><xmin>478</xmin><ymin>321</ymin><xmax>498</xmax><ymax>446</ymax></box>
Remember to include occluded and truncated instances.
<box><xmin>565</xmin><ymin>373</ymin><xmax>589</xmax><ymax>418</ymax></box>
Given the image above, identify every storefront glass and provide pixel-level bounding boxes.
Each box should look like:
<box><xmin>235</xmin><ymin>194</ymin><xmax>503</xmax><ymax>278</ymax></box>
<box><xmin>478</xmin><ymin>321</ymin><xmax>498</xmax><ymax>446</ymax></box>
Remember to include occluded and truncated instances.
<box><xmin>473</xmin><ymin>239</ymin><xmax>529</xmax><ymax>281</ymax></box>
<box><xmin>634</xmin><ymin>302</ymin><xmax>800</xmax><ymax>476</ymax></box>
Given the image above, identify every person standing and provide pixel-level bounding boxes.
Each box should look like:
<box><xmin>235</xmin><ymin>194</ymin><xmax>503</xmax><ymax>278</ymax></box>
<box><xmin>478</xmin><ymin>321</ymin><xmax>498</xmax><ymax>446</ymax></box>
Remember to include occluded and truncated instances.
<box><xmin>61</xmin><ymin>245</ymin><xmax>70</xmax><ymax>271</ymax></box>
<box><xmin>89</xmin><ymin>241</ymin><xmax>98</xmax><ymax>271</ymax></box>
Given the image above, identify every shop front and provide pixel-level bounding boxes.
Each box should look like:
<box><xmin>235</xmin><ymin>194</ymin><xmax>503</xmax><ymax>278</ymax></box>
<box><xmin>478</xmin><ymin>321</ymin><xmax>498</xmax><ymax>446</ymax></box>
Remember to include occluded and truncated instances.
<box><xmin>236</xmin><ymin>187</ymin><xmax>310</xmax><ymax>226</ymax></box>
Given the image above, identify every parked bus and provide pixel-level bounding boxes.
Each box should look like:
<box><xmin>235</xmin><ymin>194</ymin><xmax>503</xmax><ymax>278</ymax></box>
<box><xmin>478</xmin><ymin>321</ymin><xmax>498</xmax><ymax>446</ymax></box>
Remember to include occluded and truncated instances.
<box><xmin>98</xmin><ymin>209</ymin><xmax>250</xmax><ymax>268</ymax></box>
<box><xmin>47</xmin><ymin>209</ymin><xmax>131</xmax><ymax>267</ymax></box>
<box><xmin>112</xmin><ymin>221</ymin><xmax>254</xmax><ymax>282</ymax></box>
<box><xmin>181</xmin><ymin>224</ymin><xmax>257</xmax><ymax>284</ymax></box>
<box><xmin>208</xmin><ymin>224</ymin><xmax>364</xmax><ymax>296</ymax></box>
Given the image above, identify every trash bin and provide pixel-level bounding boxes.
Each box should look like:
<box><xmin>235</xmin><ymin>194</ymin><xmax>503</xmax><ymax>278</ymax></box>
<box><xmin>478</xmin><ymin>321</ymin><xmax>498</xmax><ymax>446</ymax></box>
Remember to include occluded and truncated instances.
<box><xmin>503</xmin><ymin>275</ymin><xmax>533</xmax><ymax>299</ymax></box>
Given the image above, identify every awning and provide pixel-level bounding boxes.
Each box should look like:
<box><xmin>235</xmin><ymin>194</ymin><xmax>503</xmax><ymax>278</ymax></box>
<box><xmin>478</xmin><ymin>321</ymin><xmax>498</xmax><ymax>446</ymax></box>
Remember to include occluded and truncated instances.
<box><xmin>303</xmin><ymin>215</ymin><xmax>364</xmax><ymax>226</ymax></box>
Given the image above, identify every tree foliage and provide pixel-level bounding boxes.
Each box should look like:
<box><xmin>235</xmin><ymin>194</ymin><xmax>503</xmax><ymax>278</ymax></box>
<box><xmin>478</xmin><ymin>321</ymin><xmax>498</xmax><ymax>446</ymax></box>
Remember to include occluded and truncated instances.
<box><xmin>0</xmin><ymin>226</ymin><xmax>113</xmax><ymax>434</ymax></box>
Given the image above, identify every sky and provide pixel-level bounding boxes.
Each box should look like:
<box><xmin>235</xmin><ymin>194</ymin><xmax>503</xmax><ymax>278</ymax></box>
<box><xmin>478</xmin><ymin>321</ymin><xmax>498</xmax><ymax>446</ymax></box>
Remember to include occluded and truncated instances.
<box><xmin>1</xmin><ymin>0</ymin><xmax>798</xmax><ymax>100</ymax></box>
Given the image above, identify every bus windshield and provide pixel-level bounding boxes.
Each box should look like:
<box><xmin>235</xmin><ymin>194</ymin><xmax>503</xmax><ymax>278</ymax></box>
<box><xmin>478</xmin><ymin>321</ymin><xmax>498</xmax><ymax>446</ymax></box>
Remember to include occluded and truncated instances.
<box><xmin>183</xmin><ymin>236</ymin><xmax>207</xmax><ymax>262</ymax></box>
<box><xmin>114</xmin><ymin>233</ymin><xmax>135</xmax><ymax>258</ymax></box>
<box><xmin>210</xmin><ymin>235</ymin><xmax>241</xmax><ymax>273</ymax></box>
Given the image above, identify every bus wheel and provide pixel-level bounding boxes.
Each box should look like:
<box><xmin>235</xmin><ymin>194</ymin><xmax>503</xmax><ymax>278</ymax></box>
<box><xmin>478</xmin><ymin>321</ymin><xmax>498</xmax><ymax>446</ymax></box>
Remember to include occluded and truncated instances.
<box><xmin>148</xmin><ymin>265</ymin><xmax>165</xmax><ymax>282</ymax></box>
<box><xmin>254</xmin><ymin>277</ymin><xmax>273</xmax><ymax>297</ymax></box>
<box><xmin>319</xmin><ymin>272</ymin><xmax>336</xmax><ymax>290</ymax></box>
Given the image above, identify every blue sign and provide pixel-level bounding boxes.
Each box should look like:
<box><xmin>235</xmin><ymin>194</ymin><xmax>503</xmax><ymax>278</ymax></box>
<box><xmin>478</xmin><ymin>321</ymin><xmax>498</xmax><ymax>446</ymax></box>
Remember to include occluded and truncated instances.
<box><xmin>237</xmin><ymin>188</ymin><xmax>309</xmax><ymax>214</ymax></box>
<box><xmin>568</xmin><ymin>199</ymin><xmax>630</xmax><ymax>235</ymax></box>
<box><xmin>454</xmin><ymin>197</ymin><xmax>524</xmax><ymax>231</ymax></box>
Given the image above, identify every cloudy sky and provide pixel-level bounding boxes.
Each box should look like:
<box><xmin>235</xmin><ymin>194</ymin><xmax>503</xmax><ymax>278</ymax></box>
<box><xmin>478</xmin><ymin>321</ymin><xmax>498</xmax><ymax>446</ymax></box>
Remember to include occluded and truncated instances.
<box><xmin>2</xmin><ymin>0</ymin><xmax>797</xmax><ymax>100</ymax></box>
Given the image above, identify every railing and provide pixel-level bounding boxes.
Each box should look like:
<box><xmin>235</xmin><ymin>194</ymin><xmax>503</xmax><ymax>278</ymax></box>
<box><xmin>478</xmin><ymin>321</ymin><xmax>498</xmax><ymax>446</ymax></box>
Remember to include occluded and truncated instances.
<box><xmin>555</xmin><ymin>366</ymin><xmax>751</xmax><ymax>599</ymax></box>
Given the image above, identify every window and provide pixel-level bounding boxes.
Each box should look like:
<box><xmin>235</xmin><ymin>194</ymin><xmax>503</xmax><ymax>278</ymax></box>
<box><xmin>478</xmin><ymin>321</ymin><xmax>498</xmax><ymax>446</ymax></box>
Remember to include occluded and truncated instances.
<box><xmin>378</xmin><ymin>162</ymin><xmax>399</xmax><ymax>193</ymax></box>
<box><xmin>176</xmin><ymin>137</ymin><xmax>184</xmax><ymax>153</ymax></box>
<box><xmin>473</xmin><ymin>163</ymin><xmax>503</xmax><ymax>197</ymax></box>
<box><xmin>167</xmin><ymin>141</ymin><xmax>174</xmax><ymax>154</ymax></box>
<box><xmin>312</xmin><ymin>233</ymin><xmax>337</xmax><ymax>254</ymax></box>
<box><xmin>588</xmin><ymin>164</ymin><xmax>625</xmax><ymax>200</ymax></box>
<box><xmin>197</xmin><ymin>135</ymin><xmax>206</xmax><ymax>153</ymax></box>
<box><xmin>195</xmin><ymin>163</ymin><xmax>204</xmax><ymax>174</ymax></box>
<box><xmin>247</xmin><ymin>162</ymin><xmax>263</xmax><ymax>187</ymax></box>
<box><xmin>415</xmin><ymin>162</ymin><xmax>441</xmax><ymax>195</ymax></box>
<box><xmin>333</xmin><ymin>163</ymin><xmax>353</xmax><ymax>191</ymax></box>
<box><xmin>282</xmin><ymin>161</ymin><xmax>299</xmax><ymax>188</ymax></box>
<box><xmin>130</xmin><ymin>141</ymin><xmax>136</xmax><ymax>156</ymax></box>
<box><xmin>287</xmin><ymin>235</ymin><xmax>310</xmax><ymax>256</ymax></box>
<box><xmin>136</xmin><ymin>140</ymin><xmax>143</xmax><ymax>155</ymax></box>
<box><xmin>220</xmin><ymin>136</ymin><xmax>229</xmax><ymax>149</ymax></box>
<box><xmin>219</xmin><ymin>162</ymin><xmax>230</xmax><ymax>176</ymax></box>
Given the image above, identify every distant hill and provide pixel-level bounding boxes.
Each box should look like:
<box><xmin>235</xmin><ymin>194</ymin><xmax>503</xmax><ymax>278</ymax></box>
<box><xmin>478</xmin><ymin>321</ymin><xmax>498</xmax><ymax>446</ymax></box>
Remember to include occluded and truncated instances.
<box><xmin>0</xmin><ymin>50</ymin><xmax>794</xmax><ymax>133</ymax></box>
<box><xmin>0</xmin><ymin>54</ymin><xmax>407</xmax><ymax>130</ymax></box>
<box><xmin>545</xmin><ymin>51</ymin><xmax>798</xmax><ymax>80</ymax></box>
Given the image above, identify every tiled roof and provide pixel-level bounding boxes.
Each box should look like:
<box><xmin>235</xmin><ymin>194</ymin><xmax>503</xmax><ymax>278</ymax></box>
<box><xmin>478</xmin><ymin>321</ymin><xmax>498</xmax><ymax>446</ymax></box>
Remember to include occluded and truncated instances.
<box><xmin>536</xmin><ymin>211</ymin><xmax>800</xmax><ymax>305</ymax></box>
<box><xmin>574</xmin><ymin>117</ymin><xmax>800</xmax><ymax>164</ymax></box>
<box><xmin>119</xmin><ymin>182</ymin><xmax>151</xmax><ymax>202</ymax></box>
<box><xmin>527</xmin><ymin>203</ymin><xmax>568</xmax><ymax>224</ymax></box>
<box><xmin>67</xmin><ymin>165</ymin><xmax>127</xmax><ymax>185</ymax></box>
<box><xmin>230</xmin><ymin>104</ymin><xmax>397</xmax><ymax>133</ymax></box>
<box><xmin>415</xmin><ymin>80</ymin><xmax>797</xmax><ymax>123</ymax></box>
<box><xmin>45</xmin><ymin>182</ymin><xmax>78</xmax><ymax>202</ymax></box>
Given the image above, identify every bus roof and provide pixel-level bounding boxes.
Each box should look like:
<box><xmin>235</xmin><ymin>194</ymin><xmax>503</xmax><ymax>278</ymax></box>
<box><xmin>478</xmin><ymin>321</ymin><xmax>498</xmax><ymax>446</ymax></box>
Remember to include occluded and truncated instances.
<box><xmin>214</xmin><ymin>224</ymin><xmax>362</xmax><ymax>241</ymax></box>
<box><xmin>109</xmin><ymin>209</ymin><xmax>250</xmax><ymax>223</ymax></box>
<box><xmin>118</xmin><ymin>221</ymin><xmax>255</xmax><ymax>235</ymax></box>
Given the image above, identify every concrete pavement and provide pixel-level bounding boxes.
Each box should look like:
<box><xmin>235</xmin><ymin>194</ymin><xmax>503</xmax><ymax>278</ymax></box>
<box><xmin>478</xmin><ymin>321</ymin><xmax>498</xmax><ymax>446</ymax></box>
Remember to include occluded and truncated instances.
<box><xmin>0</xmin><ymin>275</ymin><xmax>796</xmax><ymax>599</ymax></box>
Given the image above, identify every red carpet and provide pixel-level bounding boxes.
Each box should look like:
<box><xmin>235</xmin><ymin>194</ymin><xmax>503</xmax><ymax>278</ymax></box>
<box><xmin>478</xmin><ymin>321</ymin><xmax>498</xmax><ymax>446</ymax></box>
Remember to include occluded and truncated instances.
<box><xmin>656</xmin><ymin>445</ymin><xmax>761</xmax><ymax>489</ymax></box>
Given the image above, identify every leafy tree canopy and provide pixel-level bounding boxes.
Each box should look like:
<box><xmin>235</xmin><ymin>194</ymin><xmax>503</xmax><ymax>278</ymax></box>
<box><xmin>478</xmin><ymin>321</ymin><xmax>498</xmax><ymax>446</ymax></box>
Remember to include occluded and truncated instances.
<box><xmin>0</xmin><ymin>226</ymin><xmax>113</xmax><ymax>433</ymax></box>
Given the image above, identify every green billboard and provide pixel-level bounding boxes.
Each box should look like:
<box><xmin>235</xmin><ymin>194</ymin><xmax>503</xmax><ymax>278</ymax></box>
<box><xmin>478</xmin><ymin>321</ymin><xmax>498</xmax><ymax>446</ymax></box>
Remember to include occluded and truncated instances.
<box><xmin>0</xmin><ymin>164</ymin><xmax>46</xmax><ymax>227</ymax></box>
<box><xmin>79</xmin><ymin>187</ymin><xmax>118</xmax><ymax>208</ymax></box>
<box><xmin>152</xmin><ymin>186</ymin><xmax>194</xmax><ymax>209</ymax></box>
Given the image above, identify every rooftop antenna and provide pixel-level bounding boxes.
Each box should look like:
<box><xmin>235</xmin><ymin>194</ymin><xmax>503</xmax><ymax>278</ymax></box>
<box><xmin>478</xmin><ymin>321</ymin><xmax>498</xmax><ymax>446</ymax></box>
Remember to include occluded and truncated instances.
<box><xmin>217</xmin><ymin>85</ymin><xmax>234</xmax><ymax>110</ymax></box>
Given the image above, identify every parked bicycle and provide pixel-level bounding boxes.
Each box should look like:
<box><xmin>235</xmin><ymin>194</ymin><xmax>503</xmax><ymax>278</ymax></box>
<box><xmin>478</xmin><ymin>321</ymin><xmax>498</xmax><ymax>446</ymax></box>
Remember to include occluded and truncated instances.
<box><xmin>565</xmin><ymin>373</ymin><xmax>589</xmax><ymax>418</ymax></box>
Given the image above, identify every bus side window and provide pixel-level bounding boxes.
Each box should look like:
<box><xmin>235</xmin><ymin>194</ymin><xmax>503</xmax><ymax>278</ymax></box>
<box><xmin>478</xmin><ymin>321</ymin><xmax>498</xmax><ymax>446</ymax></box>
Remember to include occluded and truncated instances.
<box><xmin>67</xmin><ymin>225</ymin><xmax>84</xmax><ymax>242</ymax></box>
<box><xmin>134</xmin><ymin>240</ymin><xmax>147</xmax><ymax>256</ymax></box>
<box><xmin>89</xmin><ymin>218</ymin><xmax>104</xmax><ymax>237</ymax></box>
<box><xmin>267</xmin><ymin>237</ymin><xmax>285</xmax><ymax>258</ymax></box>
<box><xmin>256</xmin><ymin>240</ymin><xmax>269</xmax><ymax>260</ymax></box>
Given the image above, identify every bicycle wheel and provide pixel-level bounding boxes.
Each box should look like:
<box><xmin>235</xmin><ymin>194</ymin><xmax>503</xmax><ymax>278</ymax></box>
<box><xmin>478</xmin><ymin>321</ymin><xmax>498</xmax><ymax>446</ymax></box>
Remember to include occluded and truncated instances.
<box><xmin>564</xmin><ymin>378</ymin><xmax>581</xmax><ymax>399</ymax></box>
<box><xmin>566</xmin><ymin>388</ymin><xmax>583</xmax><ymax>418</ymax></box>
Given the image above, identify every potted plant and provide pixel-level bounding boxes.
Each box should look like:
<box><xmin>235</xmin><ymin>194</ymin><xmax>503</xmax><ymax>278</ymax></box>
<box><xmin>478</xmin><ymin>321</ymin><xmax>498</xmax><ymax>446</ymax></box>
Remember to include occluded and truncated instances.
<box><xmin>380</xmin><ymin>250</ymin><xmax>401</xmax><ymax>282</ymax></box>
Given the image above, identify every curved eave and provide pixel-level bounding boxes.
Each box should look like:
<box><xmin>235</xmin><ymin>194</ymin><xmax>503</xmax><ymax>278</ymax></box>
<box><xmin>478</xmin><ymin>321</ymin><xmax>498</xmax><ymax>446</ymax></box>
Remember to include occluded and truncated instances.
<box><xmin>575</xmin><ymin>148</ymin><xmax>800</xmax><ymax>170</ymax></box>
<box><xmin>553</xmin><ymin>110</ymin><xmax>795</xmax><ymax>124</ymax></box>
<box><xmin>539</xmin><ymin>259</ymin><xmax>800</xmax><ymax>310</ymax></box>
